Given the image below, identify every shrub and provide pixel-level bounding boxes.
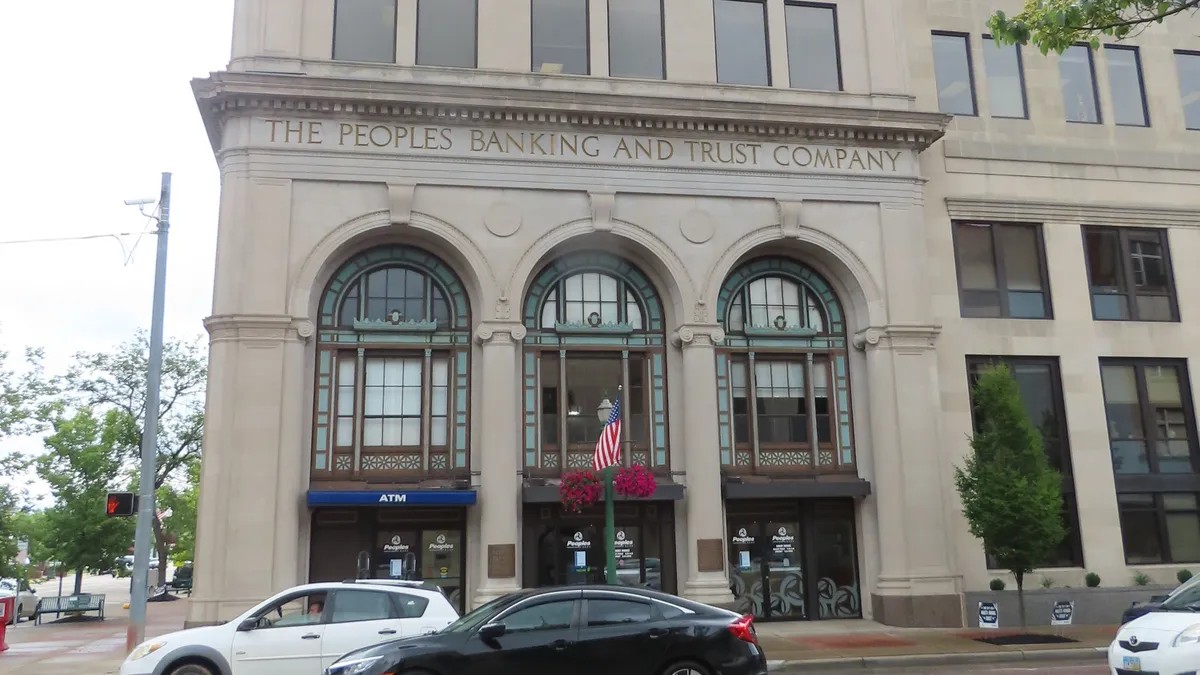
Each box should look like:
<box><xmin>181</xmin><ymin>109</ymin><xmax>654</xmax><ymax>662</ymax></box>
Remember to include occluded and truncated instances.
<box><xmin>1085</xmin><ymin>572</ymin><xmax>1101</xmax><ymax>588</ymax></box>
<box><xmin>1040</xmin><ymin>577</ymin><xmax>1053</xmax><ymax>589</ymax></box>
<box><xmin>989</xmin><ymin>578</ymin><xmax>1006</xmax><ymax>591</ymax></box>
<box><xmin>1178</xmin><ymin>569</ymin><xmax>1193</xmax><ymax>584</ymax></box>
<box><xmin>1133</xmin><ymin>572</ymin><xmax>1151</xmax><ymax>587</ymax></box>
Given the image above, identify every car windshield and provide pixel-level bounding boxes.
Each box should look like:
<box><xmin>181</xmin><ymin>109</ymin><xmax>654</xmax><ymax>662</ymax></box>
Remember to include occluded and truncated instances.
<box><xmin>441</xmin><ymin>595</ymin><xmax>510</xmax><ymax>633</ymax></box>
<box><xmin>1162</xmin><ymin>575</ymin><xmax>1200</xmax><ymax>610</ymax></box>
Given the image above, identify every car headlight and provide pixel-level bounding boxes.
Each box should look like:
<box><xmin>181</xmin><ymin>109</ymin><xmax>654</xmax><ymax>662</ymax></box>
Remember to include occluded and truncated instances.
<box><xmin>325</xmin><ymin>656</ymin><xmax>383</xmax><ymax>675</ymax></box>
<box><xmin>128</xmin><ymin>640</ymin><xmax>167</xmax><ymax>661</ymax></box>
<box><xmin>1173</xmin><ymin>623</ymin><xmax>1200</xmax><ymax>647</ymax></box>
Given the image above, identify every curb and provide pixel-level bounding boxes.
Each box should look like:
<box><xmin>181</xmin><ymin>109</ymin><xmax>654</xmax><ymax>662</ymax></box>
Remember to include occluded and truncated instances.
<box><xmin>769</xmin><ymin>646</ymin><xmax>1106</xmax><ymax>672</ymax></box>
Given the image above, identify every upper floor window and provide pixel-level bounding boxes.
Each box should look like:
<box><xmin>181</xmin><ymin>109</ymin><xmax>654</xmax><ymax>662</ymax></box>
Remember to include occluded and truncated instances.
<box><xmin>532</xmin><ymin>0</ymin><xmax>589</xmax><ymax>74</ymax></box>
<box><xmin>931</xmin><ymin>32</ymin><xmax>976</xmax><ymax>116</ymax></box>
<box><xmin>1101</xmin><ymin>360</ymin><xmax>1197</xmax><ymax>476</ymax></box>
<box><xmin>1083</xmin><ymin>227</ymin><xmax>1177</xmax><ymax>322</ymax></box>
<box><xmin>716</xmin><ymin>258</ymin><xmax>855</xmax><ymax>475</ymax></box>
<box><xmin>1175</xmin><ymin>51</ymin><xmax>1200</xmax><ymax>130</ymax></box>
<box><xmin>982</xmin><ymin>36</ymin><xmax>1027</xmax><ymax>118</ymax></box>
<box><xmin>1060</xmin><ymin>44</ymin><xmax>1100</xmax><ymax>123</ymax></box>
<box><xmin>333</xmin><ymin>0</ymin><xmax>397</xmax><ymax>63</ymax></box>
<box><xmin>714</xmin><ymin>0</ymin><xmax>770</xmax><ymax>86</ymax></box>
<box><xmin>1105</xmin><ymin>46</ymin><xmax>1149</xmax><ymax>127</ymax></box>
<box><xmin>608</xmin><ymin>0</ymin><xmax>665</xmax><ymax>79</ymax></box>
<box><xmin>784</xmin><ymin>2</ymin><xmax>841</xmax><ymax>91</ymax></box>
<box><xmin>416</xmin><ymin>0</ymin><xmax>477</xmax><ymax>68</ymax></box>
<box><xmin>523</xmin><ymin>253</ymin><xmax>669</xmax><ymax>474</ymax></box>
<box><xmin>952</xmin><ymin>222</ymin><xmax>1050</xmax><ymax>319</ymax></box>
<box><xmin>1119</xmin><ymin>492</ymin><xmax>1200</xmax><ymax>565</ymax></box>
<box><xmin>313</xmin><ymin>246</ymin><xmax>472</xmax><ymax>477</ymax></box>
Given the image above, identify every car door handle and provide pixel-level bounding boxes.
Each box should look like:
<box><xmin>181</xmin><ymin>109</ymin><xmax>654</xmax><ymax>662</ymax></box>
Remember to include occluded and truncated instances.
<box><xmin>648</xmin><ymin>627</ymin><xmax>668</xmax><ymax>638</ymax></box>
<box><xmin>378</xmin><ymin>629</ymin><xmax>397</xmax><ymax>635</ymax></box>
<box><xmin>301</xmin><ymin>633</ymin><xmax>321</xmax><ymax>640</ymax></box>
<box><xmin>551</xmin><ymin>639</ymin><xmax>573</xmax><ymax>651</ymax></box>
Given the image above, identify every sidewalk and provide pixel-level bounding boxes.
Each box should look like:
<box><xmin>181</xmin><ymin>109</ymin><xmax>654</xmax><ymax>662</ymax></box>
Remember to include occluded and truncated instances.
<box><xmin>0</xmin><ymin>599</ymin><xmax>187</xmax><ymax>675</ymax></box>
<box><xmin>754</xmin><ymin>620</ymin><xmax>1113</xmax><ymax>672</ymax></box>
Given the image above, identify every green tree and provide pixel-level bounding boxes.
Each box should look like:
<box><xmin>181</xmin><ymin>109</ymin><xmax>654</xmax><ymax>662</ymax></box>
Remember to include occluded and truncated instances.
<box><xmin>36</xmin><ymin>409</ymin><xmax>136</xmax><ymax>594</ymax></box>
<box><xmin>157</xmin><ymin>458</ymin><xmax>199</xmax><ymax>566</ymax></box>
<box><xmin>61</xmin><ymin>333</ymin><xmax>205</xmax><ymax>584</ymax></box>
<box><xmin>955</xmin><ymin>364</ymin><xmax>1066</xmax><ymax>631</ymax></box>
<box><xmin>990</xmin><ymin>1</ymin><xmax>1200</xmax><ymax>54</ymax></box>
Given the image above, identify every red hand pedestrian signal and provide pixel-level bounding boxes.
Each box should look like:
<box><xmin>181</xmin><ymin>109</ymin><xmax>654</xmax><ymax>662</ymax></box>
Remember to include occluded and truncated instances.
<box><xmin>106</xmin><ymin>492</ymin><xmax>136</xmax><ymax>517</ymax></box>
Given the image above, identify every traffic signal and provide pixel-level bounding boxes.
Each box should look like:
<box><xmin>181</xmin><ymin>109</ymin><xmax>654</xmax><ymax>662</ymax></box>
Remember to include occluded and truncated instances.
<box><xmin>106</xmin><ymin>492</ymin><xmax>137</xmax><ymax>517</ymax></box>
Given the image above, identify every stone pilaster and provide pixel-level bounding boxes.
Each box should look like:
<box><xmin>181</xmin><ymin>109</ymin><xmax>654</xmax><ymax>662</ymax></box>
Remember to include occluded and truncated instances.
<box><xmin>676</xmin><ymin>325</ymin><xmax>735</xmax><ymax>606</ymax></box>
<box><xmin>471</xmin><ymin>322</ymin><xmax>526</xmax><ymax>606</ymax></box>
<box><xmin>187</xmin><ymin>314</ymin><xmax>313</xmax><ymax>627</ymax></box>
<box><xmin>853</xmin><ymin>324</ymin><xmax>963</xmax><ymax>628</ymax></box>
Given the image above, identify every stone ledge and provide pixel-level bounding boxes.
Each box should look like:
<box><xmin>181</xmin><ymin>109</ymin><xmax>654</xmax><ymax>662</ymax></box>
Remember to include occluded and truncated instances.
<box><xmin>946</xmin><ymin>197</ymin><xmax>1200</xmax><ymax>229</ymax></box>
<box><xmin>770</xmin><ymin>647</ymin><xmax>1105</xmax><ymax>673</ymax></box>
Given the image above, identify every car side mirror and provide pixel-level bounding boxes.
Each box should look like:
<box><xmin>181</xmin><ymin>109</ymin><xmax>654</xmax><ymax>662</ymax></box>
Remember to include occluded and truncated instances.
<box><xmin>478</xmin><ymin>623</ymin><xmax>506</xmax><ymax>641</ymax></box>
<box><xmin>237</xmin><ymin>618</ymin><xmax>259</xmax><ymax>632</ymax></box>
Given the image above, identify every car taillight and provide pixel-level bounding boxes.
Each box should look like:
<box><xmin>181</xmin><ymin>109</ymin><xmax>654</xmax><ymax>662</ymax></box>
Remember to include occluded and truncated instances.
<box><xmin>728</xmin><ymin>614</ymin><xmax>757</xmax><ymax>645</ymax></box>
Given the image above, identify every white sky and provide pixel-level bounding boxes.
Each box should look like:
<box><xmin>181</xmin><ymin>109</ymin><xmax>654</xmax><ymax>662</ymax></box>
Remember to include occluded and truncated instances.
<box><xmin>0</xmin><ymin>1</ymin><xmax>236</xmax><ymax>502</ymax></box>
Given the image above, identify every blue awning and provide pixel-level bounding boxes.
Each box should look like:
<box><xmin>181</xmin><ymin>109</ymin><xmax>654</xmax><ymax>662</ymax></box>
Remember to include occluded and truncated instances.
<box><xmin>306</xmin><ymin>489</ymin><xmax>477</xmax><ymax>507</ymax></box>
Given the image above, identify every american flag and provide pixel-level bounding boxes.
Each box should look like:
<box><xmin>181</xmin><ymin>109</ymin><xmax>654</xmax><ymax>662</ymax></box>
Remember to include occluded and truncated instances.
<box><xmin>592</xmin><ymin>396</ymin><xmax>622</xmax><ymax>471</ymax></box>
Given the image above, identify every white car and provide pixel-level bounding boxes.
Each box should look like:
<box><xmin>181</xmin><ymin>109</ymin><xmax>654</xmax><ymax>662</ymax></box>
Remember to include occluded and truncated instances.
<box><xmin>0</xmin><ymin>578</ymin><xmax>38</xmax><ymax>624</ymax></box>
<box><xmin>120</xmin><ymin>580</ymin><xmax>459</xmax><ymax>675</ymax></box>
<box><xmin>1109</xmin><ymin>575</ymin><xmax>1200</xmax><ymax>674</ymax></box>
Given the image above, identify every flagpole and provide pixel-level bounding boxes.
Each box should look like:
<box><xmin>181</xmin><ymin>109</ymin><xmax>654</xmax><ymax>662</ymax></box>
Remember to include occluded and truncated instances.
<box><xmin>604</xmin><ymin>464</ymin><xmax>616</xmax><ymax>586</ymax></box>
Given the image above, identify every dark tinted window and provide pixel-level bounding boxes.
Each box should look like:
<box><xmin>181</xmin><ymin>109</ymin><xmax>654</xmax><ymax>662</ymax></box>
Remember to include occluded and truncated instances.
<box><xmin>417</xmin><ymin>0</ymin><xmax>476</xmax><ymax>68</ymax></box>
<box><xmin>1106</xmin><ymin>46</ymin><xmax>1148</xmax><ymax>126</ymax></box>
<box><xmin>501</xmin><ymin>599</ymin><xmax>575</xmax><ymax>632</ymax></box>
<box><xmin>982</xmin><ymin>36</ymin><xmax>1026</xmax><ymax>118</ymax></box>
<box><xmin>1101</xmin><ymin>362</ymin><xmax>1194</xmax><ymax>475</ymax></box>
<box><xmin>608</xmin><ymin>0</ymin><xmax>664</xmax><ymax>79</ymax></box>
<box><xmin>1083</xmin><ymin>227</ymin><xmax>1176</xmax><ymax>322</ymax></box>
<box><xmin>1176</xmin><ymin>51</ymin><xmax>1200</xmax><ymax>130</ymax></box>
<box><xmin>932</xmin><ymin>32</ymin><xmax>976</xmax><ymax>115</ymax></box>
<box><xmin>532</xmin><ymin>0</ymin><xmax>589</xmax><ymax>74</ymax></box>
<box><xmin>953</xmin><ymin>222</ymin><xmax>1049</xmax><ymax>319</ymax></box>
<box><xmin>333</xmin><ymin>0</ymin><xmax>397</xmax><ymax>63</ymax></box>
<box><xmin>393</xmin><ymin>593</ymin><xmax>431</xmax><ymax>618</ymax></box>
<box><xmin>1119</xmin><ymin>493</ymin><xmax>1200</xmax><ymax>564</ymax></box>
<box><xmin>1060</xmin><ymin>44</ymin><xmax>1100</xmax><ymax>123</ymax></box>
<box><xmin>331</xmin><ymin>590</ymin><xmax>396</xmax><ymax>623</ymax></box>
<box><xmin>586</xmin><ymin>599</ymin><xmax>654</xmax><ymax>626</ymax></box>
<box><xmin>784</xmin><ymin>3</ymin><xmax>840</xmax><ymax>91</ymax></box>
<box><xmin>715</xmin><ymin>0</ymin><xmax>770</xmax><ymax>85</ymax></box>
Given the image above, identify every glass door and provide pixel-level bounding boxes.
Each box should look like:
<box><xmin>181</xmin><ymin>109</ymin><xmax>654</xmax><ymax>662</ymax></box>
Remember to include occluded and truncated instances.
<box><xmin>765</xmin><ymin>521</ymin><xmax>805</xmax><ymax>619</ymax></box>
<box><xmin>421</xmin><ymin>530</ymin><xmax>463</xmax><ymax>611</ymax></box>
<box><xmin>559</xmin><ymin>524</ymin><xmax>603</xmax><ymax>585</ymax></box>
<box><xmin>728</xmin><ymin>521</ymin><xmax>766</xmax><ymax>618</ymax></box>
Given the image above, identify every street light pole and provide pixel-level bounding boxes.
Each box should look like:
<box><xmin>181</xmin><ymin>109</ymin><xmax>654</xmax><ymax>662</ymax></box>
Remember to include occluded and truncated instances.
<box><xmin>126</xmin><ymin>172</ymin><xmax>172</xmax><ymax>654</ymax></box>
<box><xmin>596</xmin><ymin>390</ymin><xmax>620</xmax><ymax>586</ymax></box>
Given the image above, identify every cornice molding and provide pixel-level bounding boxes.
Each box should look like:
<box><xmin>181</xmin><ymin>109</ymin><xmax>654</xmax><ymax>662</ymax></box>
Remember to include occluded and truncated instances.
<box><xmin>205</xmin><ymin>314</ymin><xmax>313</xmax><ymax>343</ymax></box>
<box><xmin>853</xmin><ymin>324</ymin><xmax>941</xmax><ymax>353</ymax></box>
<box><xmin>945</xmin><ymin>198</ymin><xmax>1200</xmax><ymax>229</ymax></box>
<box><xmin>192</xmin><ymin>70</ymin><xmax>950</xmax><ymax>154</ymax></box>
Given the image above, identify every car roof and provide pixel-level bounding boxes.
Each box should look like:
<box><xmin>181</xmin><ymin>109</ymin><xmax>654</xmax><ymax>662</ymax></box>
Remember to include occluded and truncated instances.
<box><xmin>282</xmin><ymin>581</ymin><xmax>447</xmax><ymax>599</ymax></box>
<box><xmin>503</xmin><ymin>585</ymin><xmax>723</xmax><ymax>612</ymax></box>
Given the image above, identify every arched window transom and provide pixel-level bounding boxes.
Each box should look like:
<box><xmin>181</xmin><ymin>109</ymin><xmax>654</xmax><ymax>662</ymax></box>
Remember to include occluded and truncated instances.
<box><xmin>539</xmin><ymin>272</ymin><xmax>644</xmax><ymax>330</ymax></box>
<box><xmin>727</xmin><ymin>277</ymin><xmax>825</xmax><ymax>334</ymax></box>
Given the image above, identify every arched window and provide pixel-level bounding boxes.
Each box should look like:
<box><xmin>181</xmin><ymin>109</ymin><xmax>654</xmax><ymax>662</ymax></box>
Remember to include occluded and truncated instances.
<box><xmin>521</xmin><ymin>252</ymin><xmax>667</xmax><ymax>473</ymax></box>
<box><xmin>715</xmin><ymin>258</ymin><xmax>854</xmax><ymax>474</ymax></box>
<box><xmin>312</xmin><ymin>246</ymin><xmax>471</xmax><ymax>477</ymax></box>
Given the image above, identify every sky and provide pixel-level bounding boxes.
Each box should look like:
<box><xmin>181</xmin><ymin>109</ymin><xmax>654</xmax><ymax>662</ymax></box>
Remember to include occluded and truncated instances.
<box><xmin>0</xmin><ymin>1</ymin><xmax>236</xmax><ymax>502</ymax></box>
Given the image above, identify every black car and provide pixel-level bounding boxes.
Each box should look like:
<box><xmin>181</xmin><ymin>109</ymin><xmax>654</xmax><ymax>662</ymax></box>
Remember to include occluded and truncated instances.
<box><xmin>324</xmin><ymin>585</ymin><xmax>768</xmax><ymax>675</ymax></box>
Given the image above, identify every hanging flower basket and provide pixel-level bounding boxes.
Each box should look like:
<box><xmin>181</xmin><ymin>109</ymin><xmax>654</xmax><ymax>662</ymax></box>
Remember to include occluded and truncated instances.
<box><xmin>559</xmin><ymin>469</ymin><xmax>603</xmax><ymax>513</ymax></box>
<box><xmin>614</xmin><ymin>465</ymin><xmax>657</xmax><ymax>499</ymax></box>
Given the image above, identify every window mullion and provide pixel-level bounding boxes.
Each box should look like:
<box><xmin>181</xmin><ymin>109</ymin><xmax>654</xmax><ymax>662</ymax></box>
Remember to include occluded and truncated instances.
<box><xmin>1121</xmin><ymin>231</ymin><xmax>1139</xmax><ymax>319</ymax></box>
<box><xmin>805</xmin><ymin>353</ymin><xmax>818</xmax><ymax>462</ymax></box>
<box><xmin>992</xmin><ymin>224</ymin><xmax>1010</xmax><ymax>317</ymax></box>
<box><xmin>747</xmin><ymin>352</ymin><xmax>761</xmax><ymax>470</ymax></box>
<box><xmin>1135</xmin><ymin>365</ymin><xmax>1159</xmax><ymax>474</ymax></box>
<box><xmin>559</xmin><ymin>349</ymin><xmax>568</xmax><ymax>469</ymax></box>
<box><xmin>422</xmin><ymin>349</ymin><xmax>432</xmax><ymax>471</ymax></box>
<box><xmin>354</xmin><ymin>348</ymin><xmax>366</xmax><ymax>476</ymax></box>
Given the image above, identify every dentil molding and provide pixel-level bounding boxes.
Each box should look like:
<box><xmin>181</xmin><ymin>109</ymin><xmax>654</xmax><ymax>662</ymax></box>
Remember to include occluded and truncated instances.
<box><xmin>852</xmin><ymin>324</ymin><xmax>941</xmax><ymax>353</ymax></box>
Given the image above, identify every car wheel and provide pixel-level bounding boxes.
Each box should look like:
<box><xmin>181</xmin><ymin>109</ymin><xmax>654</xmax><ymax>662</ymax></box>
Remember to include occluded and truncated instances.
<box><xmin>662</xmin><ymin>661</ymin><xmax>711</xmax><ymax>675</ymax></box>
<box><xmin>166</xmin><ymin>663</ymin><xmax>216</xmax><ymax>675</ymax></box>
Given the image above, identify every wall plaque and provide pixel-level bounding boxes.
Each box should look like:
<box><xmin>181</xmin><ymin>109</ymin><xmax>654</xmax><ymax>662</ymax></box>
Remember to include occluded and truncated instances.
<box><xmin>697</xmin><ymin>538</ymin><xmax>725</xmax><ymax>573</ymax></box>
<box><xmin>487</xmin><ymin>543</ymin><xmax>516</xmax><ymax>579</ymax></box>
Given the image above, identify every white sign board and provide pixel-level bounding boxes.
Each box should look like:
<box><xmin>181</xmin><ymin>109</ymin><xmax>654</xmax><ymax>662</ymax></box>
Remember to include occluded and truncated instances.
<box><xmin>1051</xmin><ymin>600</ymin><xmax>1074</xmax><ymax>626</ymax></box>
<box><xmin>978</xmin><ymin>601</ymin><xmax>999</xmax><ymax>629</ymax></box>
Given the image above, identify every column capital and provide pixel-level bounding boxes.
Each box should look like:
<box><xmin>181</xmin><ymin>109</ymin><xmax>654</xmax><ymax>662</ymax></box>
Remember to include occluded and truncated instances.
<box><xmin>204</xmin><ymin>314</ymin><xmax>315</xmax><ymax>344</ymax></box>
<box><xmin>674</xmin><ymin>324</ymin><xmax>725</xmax><ymax>348</ymax></box>
<box><xmin>475</xmin><ymin>321</ymin><xmax>527</xmax><ymax>344</ymax></box>
<box><xmin>852</xmin><ymin>324</ymin><xmax>941</xmax><ymax>353</ymax></box>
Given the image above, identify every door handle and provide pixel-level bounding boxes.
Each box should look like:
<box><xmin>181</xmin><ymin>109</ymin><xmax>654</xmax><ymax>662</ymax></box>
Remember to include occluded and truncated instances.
<box><xmin>301</xmin><ymin>633</ymin><xmax>320</xmax><ymax>640</ymax></box>
<box><xmin>378</xmin><ymin>629</ymin><xmax>397</xmax><ymax>635</ymax></box>
<box><xmin>648</xmin><ymin>627</ymin><xmax>668</xmax><ymax>638</ymax></box>
<box><xmin>551</xmin><ymin>639</ymin><xmax>573</xmax><ymax>651</ymax></box>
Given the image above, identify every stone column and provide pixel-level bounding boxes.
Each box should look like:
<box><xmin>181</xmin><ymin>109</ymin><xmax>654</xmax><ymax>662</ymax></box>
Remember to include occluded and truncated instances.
<box><xmin>187</xmin><ymin>315</ymin><xmax>311</xmax><ymax>627</ymax></box>
<box><xmin>678</xmin><ymin>325</ymin><xmax>735</xmax><ymax>605</ymax></box>
<box><xmin>472</xmin><ymin>322</ymin><xmax>526</xmax><ymax>607</ymax></box>
<box><xmin>855</xmin><ymin>325</ymin><xmax>961</xmax><ymax>627</ymax></box>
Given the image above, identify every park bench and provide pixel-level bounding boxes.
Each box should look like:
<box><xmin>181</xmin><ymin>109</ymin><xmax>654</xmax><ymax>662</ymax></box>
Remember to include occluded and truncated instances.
<box><xmin>33</xmin><ymin>593</ymin><xmax>106</xmax><ymax>625</ymax></box>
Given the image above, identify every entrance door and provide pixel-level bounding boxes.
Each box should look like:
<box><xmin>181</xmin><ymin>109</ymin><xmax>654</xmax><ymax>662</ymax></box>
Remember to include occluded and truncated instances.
<box><xmin>727</xmin><ymin>520</ymin><xmax>806</xmax><ymax>620</ymax></box>
<box><xmin>560</xmin><ymin>525</ymin><xmax>603</xmax><ymax>585</ymax></box>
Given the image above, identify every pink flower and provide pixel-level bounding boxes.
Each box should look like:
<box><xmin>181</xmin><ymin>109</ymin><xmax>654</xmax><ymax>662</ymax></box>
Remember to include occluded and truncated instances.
<box><xmin>559</xmin><ymin>469</ymin><xmax>603</xmax><ymax>513</ymax></box>
<box><xmin>614</xmin><ymin>465</ymin><xmax>657</xmax><ymax>499</ymax></box>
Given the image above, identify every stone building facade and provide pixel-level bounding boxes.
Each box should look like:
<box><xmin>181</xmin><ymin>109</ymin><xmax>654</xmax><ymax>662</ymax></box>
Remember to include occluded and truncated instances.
<box><xmin>188</xmin><ymin>0</ymin><xmax>1200</xmax><ymax>628</ymax></box>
